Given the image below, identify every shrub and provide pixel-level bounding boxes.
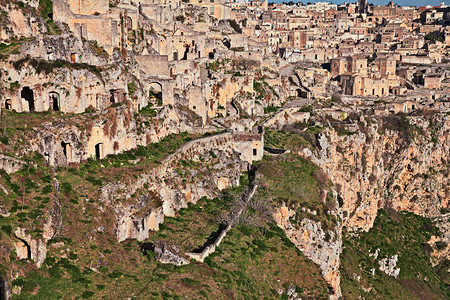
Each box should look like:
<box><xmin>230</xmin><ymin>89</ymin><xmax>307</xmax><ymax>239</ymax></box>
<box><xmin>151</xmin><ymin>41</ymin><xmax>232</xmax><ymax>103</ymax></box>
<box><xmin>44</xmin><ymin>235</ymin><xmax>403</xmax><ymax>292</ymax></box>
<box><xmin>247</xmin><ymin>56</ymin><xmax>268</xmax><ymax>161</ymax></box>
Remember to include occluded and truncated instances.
<box><xmin>60</xmin><ymin>182</ymin><xmax>73</xmax><ymax>194</ymax></box>
<box><xmin>298</xmin><ymin>105</ymin><xmax>312</xmax><ymax>113</ymax></box>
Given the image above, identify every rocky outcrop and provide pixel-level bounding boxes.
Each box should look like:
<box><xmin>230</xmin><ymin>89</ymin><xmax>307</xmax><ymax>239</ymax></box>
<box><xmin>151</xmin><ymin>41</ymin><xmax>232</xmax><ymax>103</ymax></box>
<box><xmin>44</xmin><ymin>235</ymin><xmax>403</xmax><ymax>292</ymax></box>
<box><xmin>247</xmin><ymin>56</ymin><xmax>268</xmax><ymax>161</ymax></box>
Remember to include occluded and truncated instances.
<box><xmin>428</xmin><ymin>213</ymin><xmax>450</xmax><ymax>266</ymax></box>
<box><xmin>378</xmin><ymin>255</ymin><xmax>400</xmax><ymax>278</ymax></box>
<box><xmin>0</xmin><ymin>5</ymin><xmax>44</xmax><ymax>40</ymax></box>
<box><xmin>153</xmin><ymin>240</ymin><xmax>190</xmax><ymax>266</ymax></box>
<box><xmin>263</xmin><ymin>100</ymin><xmax>312</xmax><ymax>130</ymax></box>
<box><xmin>0</xmin><ymin>154</ymin><xmax>30</xmax><ymax>174</ymax></box>
<box><xmin>0</xmin><ymin>276</ymin><xmax>12</xmax><ymax>300</ymax></box>
<box><xmin>14</xmin><ymin>228</ymin><xmax>47</xmax><ymax>268</ymax></box>
<box><xmin>136</xmin><ymin>104</ymin><xmax>212</xmax><ymax>146</ymax></box>
<box><xmin>273</xmin><ymin>203</ymin><xmax>342</xmax><ymax>299</ymax></box>
<box><xmin>42</xmin><ymin>182</ymin><xmax>63</xmax><ymax>242</ymax></box>
<box><xmin>107</xmin><ymin>133</ymin><xmax>246</xmax><ymax>242</ymax></box>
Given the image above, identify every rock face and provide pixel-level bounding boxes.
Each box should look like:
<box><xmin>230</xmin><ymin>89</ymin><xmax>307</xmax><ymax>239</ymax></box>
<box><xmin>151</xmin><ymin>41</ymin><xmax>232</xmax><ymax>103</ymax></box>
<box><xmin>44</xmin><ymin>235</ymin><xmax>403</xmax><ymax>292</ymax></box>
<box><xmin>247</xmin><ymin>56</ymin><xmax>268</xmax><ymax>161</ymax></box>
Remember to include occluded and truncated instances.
<box><xmin>0</xmin><ymin>154</ymin><xmax>30</xmax><ymax>174</ymax></box>
<box><xmin>303</xmin><ymin>115</ymin><xmax>449</xmax><ymax>231</ymax></box>
<box><xmin>378</xmin><ymin>255</ymin><xmax>400</xmax><ymax>278</ymax></box>
<box><xmin>0</xmin><ymin>276</ymin><xmax>12</xmax><ymax>300</ymax></box>
<box><xmin>273</xmin><ymin>203</ymin><xmax>342</xmax><ymax>299</ymax></box>
<box><xmin>107</xmin><ymin>133</ymin><xmax>247</xmax><ymax>242</ymax></box>
<box><xmin>428</xmin><ymin>213</ymin><xmax>450</xmax><ymax>266</ymax></box>
<box><xmin>14</xmin><ymin>228</ymin><xmax>47</xmax><ymax>268</ymax></box>
<box><xmin>153</xmin><ymin>240</ymin><xmax>190</xmax><ymax>266</ymax></box>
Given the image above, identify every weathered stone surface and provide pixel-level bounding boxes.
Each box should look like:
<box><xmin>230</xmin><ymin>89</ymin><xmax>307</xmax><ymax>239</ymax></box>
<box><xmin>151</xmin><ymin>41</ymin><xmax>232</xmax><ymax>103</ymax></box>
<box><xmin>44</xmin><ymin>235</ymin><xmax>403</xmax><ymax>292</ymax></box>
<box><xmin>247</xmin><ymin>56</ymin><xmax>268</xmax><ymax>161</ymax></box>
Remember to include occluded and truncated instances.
<box><xmin>273</xmin><ymin>203</ymin><xmax>342</xmax><ymax>299</ymax></box>
<box><xmin>0</xmin><ymin>204</ymin><xmax>10</xmax><ymax>217</ymax></box>
<box><xmin>153</xmin><ymin>240</ymin><xmax>189</xmax><ymax>266</ymax></box>
<box><xmin>303</xmin><ymin>115</ymin><xmax>449</xmax><ymax>232</ymax></box>
<box><xmin>0</xmin><ymin>154</ymin><xmax>29</xmax><ymax>174</ymax></box>
<box><xmin>14</xmin><ymin>228</ymin><xmax>47</xmax><ymax>268</ymax></box>
<box><xmin>108</xmin><ymin>132</ymin><xmax>257</xmax><ymax>242</ymax></box>
<box><xmin>378</xmin><ymin>255</ymin><xmax>400</xmax><ymax>278</ymax></box>
<box><xmin>0</xmin><ymin>276</ymin><xmax>12</xmax><ymax>300</ymax></box>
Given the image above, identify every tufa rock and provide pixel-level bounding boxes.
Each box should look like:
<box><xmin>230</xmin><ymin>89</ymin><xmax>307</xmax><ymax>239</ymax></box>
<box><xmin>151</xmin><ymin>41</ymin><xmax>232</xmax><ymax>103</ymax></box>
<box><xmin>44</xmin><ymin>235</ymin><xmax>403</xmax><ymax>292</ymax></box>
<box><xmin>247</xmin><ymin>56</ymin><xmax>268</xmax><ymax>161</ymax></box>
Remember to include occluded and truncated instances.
<box><xmin>153</xmin><ymin>240</ymin><xmax>189</xmax><ymax>266</ymax></box>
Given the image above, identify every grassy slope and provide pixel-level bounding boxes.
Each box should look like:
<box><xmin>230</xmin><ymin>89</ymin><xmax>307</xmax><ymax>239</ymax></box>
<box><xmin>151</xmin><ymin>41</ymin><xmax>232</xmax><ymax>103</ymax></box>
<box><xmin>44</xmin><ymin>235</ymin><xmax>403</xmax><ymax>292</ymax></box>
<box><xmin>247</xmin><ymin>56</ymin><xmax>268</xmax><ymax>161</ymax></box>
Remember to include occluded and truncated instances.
<box><xmin>256</xmin><ymin>153</ymin><xmax>338</xmax><ymax>234</ymax></box>
<box><xmin>0</xmin><ymin>114</ymin><xmax>329</xmax><ymax>299</ymax></box>
<box><xmin>2</xmin><ymin>173</ymin><xmax>329</xmax><ymax>299</ymax></box>
<box><xmin>265</xmin><ymin>127</ymin><xmax>449</xmax><ymax>299</ymax></box>
<box><xmin>341</xmin><ymin>209</ymin><xmax>449</xmax><ymax>299</ymax></box>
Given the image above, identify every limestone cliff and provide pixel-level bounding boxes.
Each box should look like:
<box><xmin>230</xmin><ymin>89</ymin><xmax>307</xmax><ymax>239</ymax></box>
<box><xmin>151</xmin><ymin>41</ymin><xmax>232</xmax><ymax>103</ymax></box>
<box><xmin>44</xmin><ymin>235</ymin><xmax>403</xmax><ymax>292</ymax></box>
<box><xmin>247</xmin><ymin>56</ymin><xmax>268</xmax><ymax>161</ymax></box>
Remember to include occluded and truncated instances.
<box><xmin>273</xmin><ymin>203</ymin><xmax>342</xmax><ymax>299</ymax></box>
<box><xmin>303</xmin><ymin>114</ymin><xmax>449</xmax><ymax>232</ymax></box>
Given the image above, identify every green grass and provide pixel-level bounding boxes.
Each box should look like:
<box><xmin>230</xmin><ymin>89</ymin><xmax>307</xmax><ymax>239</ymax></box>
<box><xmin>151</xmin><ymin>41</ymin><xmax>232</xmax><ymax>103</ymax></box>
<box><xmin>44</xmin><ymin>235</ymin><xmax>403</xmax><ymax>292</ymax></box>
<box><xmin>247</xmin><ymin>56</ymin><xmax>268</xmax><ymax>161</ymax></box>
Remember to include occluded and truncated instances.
<box><xmin>78</xmin><ymin>131</ymin><xmax>202</xmax><ymax>183</ymax></box>
<box><xmin>263</xmin><ymin>105</ymin><xmax>280</xmax><ymax>114</ymax></box>
<box><xmin>256</xmin><ymin>154</ymin><xmax>337</xmax><ymax>233</ymax></box>
<box><xmin>13</xmin><ymin>57</ymin><xmax>101</xmax><ymax>76</ymax></box>
<box><xmin>39</xmin><ymin>0</ymin><xmax>61</xmax><ymax>35</ymax></box>
<box><xmin>5</xmin><ymin>167</ymin><xmax>329</xmax><ymax>299</ymax></box>
<box><xmin>264</xmin><ymin>129</ymin><xmax>311</xmax><ymax>150</ymax></box>
<box><xmin>341</xmin><ymin>209</ymin><xmax>449</xmax><ymax>299</ymax></box>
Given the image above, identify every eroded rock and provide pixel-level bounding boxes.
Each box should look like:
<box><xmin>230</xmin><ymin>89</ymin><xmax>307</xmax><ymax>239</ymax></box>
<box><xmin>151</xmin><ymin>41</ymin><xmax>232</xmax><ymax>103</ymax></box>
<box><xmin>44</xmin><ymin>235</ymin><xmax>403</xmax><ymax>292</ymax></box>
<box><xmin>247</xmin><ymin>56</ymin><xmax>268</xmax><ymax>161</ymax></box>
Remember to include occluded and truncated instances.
<box><xmin>153</xmin><ymin>240</ymin><xmax>189</xmax><ymax>266</ymax></box>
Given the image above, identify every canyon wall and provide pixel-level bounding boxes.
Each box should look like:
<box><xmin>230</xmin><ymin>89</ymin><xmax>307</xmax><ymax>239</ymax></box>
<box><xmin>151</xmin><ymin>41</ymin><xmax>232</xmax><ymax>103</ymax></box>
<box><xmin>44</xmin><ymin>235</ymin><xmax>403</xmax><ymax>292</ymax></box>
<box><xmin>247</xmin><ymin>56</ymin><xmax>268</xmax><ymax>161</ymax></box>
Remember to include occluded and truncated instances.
<box><xmin>303</xmin><ymin>114</ymin><xmax>449</xmax><ymax>231</ymax></box>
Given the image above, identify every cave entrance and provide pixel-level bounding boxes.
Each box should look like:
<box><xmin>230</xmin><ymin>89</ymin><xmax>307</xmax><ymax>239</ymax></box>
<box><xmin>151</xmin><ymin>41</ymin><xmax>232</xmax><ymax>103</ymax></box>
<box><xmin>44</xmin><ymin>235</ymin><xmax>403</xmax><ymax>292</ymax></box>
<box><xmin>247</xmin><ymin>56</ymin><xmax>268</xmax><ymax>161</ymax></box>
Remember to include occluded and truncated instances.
<box><xmin>61</xmin><ymin>141</ymin><xmax>72</xmax><ymax>162</ymax></box>
<box><xmin>4</xmin><ymin>99</ymin><xmax>11</xmax><ymax>110</ymax></box>
<box><xmin>49</xmin><ymin>92</ymin><xmax>60</xmax><ymax>111</ymax></box>
<box><xmin>21</xmin><ymin>87</ymin><xmax>35</xmax><ymax>112</ymax></box>
<box><xmin>109</xmin><ymin>89</ymin><xmax>124</xmax><ymax>104</ymax></box>
<box><xmin>95</xmin><ymin>143</ymin><xmax>103</xmax><ymax>160</ymax></box>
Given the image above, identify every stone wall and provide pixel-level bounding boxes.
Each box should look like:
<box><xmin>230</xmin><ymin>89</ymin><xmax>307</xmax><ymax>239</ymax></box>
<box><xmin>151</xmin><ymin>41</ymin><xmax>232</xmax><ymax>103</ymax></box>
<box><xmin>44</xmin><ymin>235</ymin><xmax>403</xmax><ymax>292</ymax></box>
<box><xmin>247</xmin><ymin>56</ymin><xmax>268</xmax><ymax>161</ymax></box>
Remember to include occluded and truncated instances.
<box><xmin>136</xmin><ymin>55</ymin><xmax>170</xmax><ymax>77</ymax></box>
<box><xmin>100</xmin><ymin>131</ymin><xmax>263</xmax><ymax>242</ymax></box>
<box><xmin>187</xmin><ymin>184</ymin><xmax>258</xmax><ymax>262</ymax></box>
<box><xmin>109</xmin><ymin>132</ymin><xmax>246</xmax><ymax>242</ymax></box>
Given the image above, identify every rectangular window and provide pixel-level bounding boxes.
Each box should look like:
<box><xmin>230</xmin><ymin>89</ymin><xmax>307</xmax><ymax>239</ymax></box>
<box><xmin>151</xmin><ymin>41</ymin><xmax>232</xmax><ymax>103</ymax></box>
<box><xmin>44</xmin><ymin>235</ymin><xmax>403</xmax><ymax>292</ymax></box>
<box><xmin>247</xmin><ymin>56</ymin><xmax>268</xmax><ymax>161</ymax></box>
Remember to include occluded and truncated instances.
<box><xmin>253</xmin><ymin>149</ymin><xmax>257</xmax><ymax>156</ymax></box>
<box><xmin>210</xmin><ymin>5</ymin><xmax>214</xmax><ymax>14</ymax></box>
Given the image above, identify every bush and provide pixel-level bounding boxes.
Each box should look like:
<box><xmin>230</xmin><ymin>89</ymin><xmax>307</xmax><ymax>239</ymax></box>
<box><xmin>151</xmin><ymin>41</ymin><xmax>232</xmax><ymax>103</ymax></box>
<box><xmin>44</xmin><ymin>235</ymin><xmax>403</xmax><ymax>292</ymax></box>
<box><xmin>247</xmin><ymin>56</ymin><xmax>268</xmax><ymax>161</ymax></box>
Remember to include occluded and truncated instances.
<box><xmin>60</xmin><ymin>182</ymin><xmax>73</xmax><ymax>194</ymax></box>
<box><xmin>128</xmin><ymin>82</ymin><xmax>137</xmax><ymax>96</ymax></box>
<box><xmin>13</xmin><ymin>56</ymin><xmax>100</xmax><ymax>76</ymax></box>
<box><xmin>298</xmin><ymin>105</ymin><xmax>312</xmax><ymax>113</ymax></box>
<box><xmin>175</xmin><ymin>15</ymin><xmax>185</xmax><ymax>22</ymax></box>
<box><xmin>264</xmin><ymin>105</ymin><xmax>279</xmax><ymax>114</ymax></box>
<box><xmin>42</xmin><ymin>185</ymin><xmax>53</xmax><ymax>194</ymax></box>
<box><xmin>84</xmin><ymin>105</ymin><xmax>95</xmax><ymax>113</ymax></box>
<box><xmin>140</xmin><ymin>105</ymin><xmax>157</xmax><ymax>117</ymax></box>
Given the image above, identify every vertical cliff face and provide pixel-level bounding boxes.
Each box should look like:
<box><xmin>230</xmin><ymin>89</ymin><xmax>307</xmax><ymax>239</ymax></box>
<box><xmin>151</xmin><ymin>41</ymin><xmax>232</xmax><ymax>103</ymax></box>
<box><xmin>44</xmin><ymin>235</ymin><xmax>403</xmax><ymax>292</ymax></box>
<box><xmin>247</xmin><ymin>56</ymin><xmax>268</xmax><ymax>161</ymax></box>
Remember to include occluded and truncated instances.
<box><xmin>264</xmin><ymin>113</ymin><xmax>449</xmax><ymax>298</ymax></box>
<box><xmin>303</xmin><ymin>114</ymin><xmax>449</xmax><ymax>232</ymax></box>
<box><xmin>273</xmin><ymin>204</ymin><xmax>343</xmax><ymax>299</ymax></box>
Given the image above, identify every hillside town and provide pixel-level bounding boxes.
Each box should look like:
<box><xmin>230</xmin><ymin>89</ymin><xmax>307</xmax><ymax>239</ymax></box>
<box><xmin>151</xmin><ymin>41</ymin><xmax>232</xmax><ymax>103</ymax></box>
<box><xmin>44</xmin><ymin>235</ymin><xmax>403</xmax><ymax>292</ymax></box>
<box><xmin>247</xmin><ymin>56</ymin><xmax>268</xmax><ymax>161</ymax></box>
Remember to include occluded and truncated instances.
<box><xmin>0</xmin><ymin>0</ymin><xmax>449</xmax><ymax>299</ymax></box>
<box><xmin>2</xmin><ymin>0</ymin><xmax>450</xmax><ymax>120</ymax></box>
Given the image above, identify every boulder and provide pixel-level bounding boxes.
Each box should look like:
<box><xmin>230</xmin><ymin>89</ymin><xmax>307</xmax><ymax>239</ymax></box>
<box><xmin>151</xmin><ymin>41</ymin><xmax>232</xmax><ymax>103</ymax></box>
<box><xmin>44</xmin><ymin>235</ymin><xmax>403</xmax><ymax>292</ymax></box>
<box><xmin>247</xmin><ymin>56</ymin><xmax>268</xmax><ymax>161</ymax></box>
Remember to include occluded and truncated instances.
<box><xmin>153</xmin><ymin>240</ymin><xmax>189</xmax><ymax>266</ymax></box>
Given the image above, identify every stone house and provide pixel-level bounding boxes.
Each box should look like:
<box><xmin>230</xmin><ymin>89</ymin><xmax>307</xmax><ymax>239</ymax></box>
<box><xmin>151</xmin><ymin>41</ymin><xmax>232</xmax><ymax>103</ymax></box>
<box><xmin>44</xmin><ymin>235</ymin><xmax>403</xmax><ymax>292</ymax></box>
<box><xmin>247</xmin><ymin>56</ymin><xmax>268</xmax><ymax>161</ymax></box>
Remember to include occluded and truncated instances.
<box><xmin>340</xmin><ymin>73</ymin><xmax>398</xmax><ymax>97</ymax></box>
<box><xmin>423</xmin><ymin>73</ymin><xmax>444</xmax><ymax>89</ymax></box>
<box><xmin>53</xmin><ymin>0</ymin><xmax>121</xmax><ymax>55</ymax></box>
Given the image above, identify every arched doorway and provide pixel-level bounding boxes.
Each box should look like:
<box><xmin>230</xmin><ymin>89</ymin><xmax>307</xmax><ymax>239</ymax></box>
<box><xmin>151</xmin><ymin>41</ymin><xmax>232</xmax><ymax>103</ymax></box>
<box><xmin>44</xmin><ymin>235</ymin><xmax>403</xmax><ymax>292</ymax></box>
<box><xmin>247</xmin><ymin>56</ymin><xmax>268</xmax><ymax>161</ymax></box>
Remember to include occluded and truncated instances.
<box><xmin>149</xmin><ymin>82</ymin><xmax>163</xmax><ymax>106</ymax></box>
<box><xmin>95</xmin><ymin>143</ymin><xmax>103</xmax><ymax>159</ymax></box>
<box><xmin>21</xmin><ymin>87</ymin><xmax>34</xmax><ymax>112</ymax></box>
<box><xmin>49</xmin><ymin>92</ymin><xmax>60</xmax><ymax>111</ymax></box>
<box><xmin>126</xmin><ymin>16</ymin><xmax>133</xmax><ymax>32</ymax></box>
